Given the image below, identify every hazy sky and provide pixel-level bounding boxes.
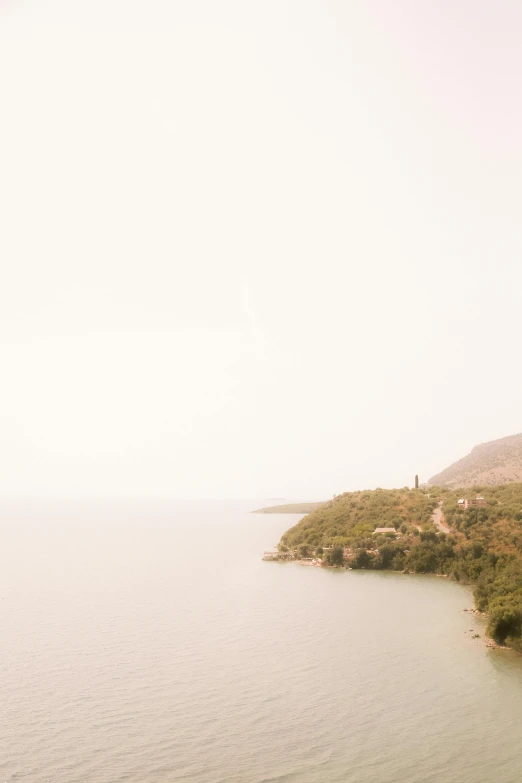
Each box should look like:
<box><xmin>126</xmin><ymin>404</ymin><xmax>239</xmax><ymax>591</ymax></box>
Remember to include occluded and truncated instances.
<box><xmin>1</xmin><ymin>1</ymin><xmax>521</xmax><ymax>499</ymax></box>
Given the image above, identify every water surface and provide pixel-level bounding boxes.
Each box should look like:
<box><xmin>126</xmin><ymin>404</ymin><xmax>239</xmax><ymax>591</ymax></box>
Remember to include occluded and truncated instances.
<box><xmin>1</xmin><ymin>501</ymin><xmax>521</xmax><ymax>782</ymax></box>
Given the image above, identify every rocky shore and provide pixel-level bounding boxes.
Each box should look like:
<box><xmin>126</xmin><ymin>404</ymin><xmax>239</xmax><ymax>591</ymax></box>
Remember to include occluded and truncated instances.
<box><xmin>462</xmin><ymin>608</ymin><xmax>509</xmax><ymax>650</ymax></box>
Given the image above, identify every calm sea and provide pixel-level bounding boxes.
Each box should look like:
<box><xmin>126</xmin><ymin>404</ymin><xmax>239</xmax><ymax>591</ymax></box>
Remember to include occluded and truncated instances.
<box><xmin>1</xmin><ymin>500</ymin><xmax>522</xmax><ymax>783</ymax></box>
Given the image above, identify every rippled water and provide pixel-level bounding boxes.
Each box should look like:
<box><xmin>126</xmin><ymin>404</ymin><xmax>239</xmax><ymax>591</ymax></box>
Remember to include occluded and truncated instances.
<box><xmin>1</xmin><ymin>500</ymin><xmax>522</xmax><ymax>783</ymax></box>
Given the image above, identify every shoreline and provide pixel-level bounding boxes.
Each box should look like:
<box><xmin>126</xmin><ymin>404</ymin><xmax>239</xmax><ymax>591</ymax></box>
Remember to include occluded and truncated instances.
<box><xmin>266</xmin><ymin>556</ymin><xmax>511</xmax><ymax>651</ymax></box>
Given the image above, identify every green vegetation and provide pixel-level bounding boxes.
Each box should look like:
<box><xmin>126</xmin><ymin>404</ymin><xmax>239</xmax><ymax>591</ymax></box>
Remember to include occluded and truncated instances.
<box><xmin>442</xmin><ymin>484</ymin><xmax>522</xmax><ymax>649</ymax></box>
<box><xmin>276</xmin><ymin>484</ymin><xmax>522</xmax><ymax>651</ymax></box>
<box><xmin>280</xmin><ymin>488</ymin><xmax>436</xmax><ymax>550</ymax></box>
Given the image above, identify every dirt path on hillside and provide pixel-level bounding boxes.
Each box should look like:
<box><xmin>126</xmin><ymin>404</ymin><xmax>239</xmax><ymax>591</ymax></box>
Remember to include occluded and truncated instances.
<box><xmin>433</xmin><ymin>503</ymin><xmax>450</xmax><ymax>534</ymax></box>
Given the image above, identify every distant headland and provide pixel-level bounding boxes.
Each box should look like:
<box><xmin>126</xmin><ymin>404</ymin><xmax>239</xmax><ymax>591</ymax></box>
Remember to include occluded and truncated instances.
<box><xmin>252</xmin><ymin>502</ymin><xmax>325</xmax><ymax>514</ymax></box>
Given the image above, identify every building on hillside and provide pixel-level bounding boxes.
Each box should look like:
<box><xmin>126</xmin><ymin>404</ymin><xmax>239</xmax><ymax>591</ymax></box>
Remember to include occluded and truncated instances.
<box><xmin>373</xmin><ymin>527</ymin><xmax>396</xmax><ymax>534</ymax></box>
<box><xmin>457</xmin><ymin>496</ymin><xmax>486</xmax><ymax>510</ymax></box>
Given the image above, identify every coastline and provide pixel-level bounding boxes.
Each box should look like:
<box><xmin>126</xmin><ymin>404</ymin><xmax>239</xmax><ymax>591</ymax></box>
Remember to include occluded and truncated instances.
<box><xmin>265</xmin><ymin>555</ymin><xmax>510</xmax><ymax>651</ymax></box>
<box><xmin>270</xmin><ymin>486</ymin><xmax>522</xmax><ymax>653</ymax></box>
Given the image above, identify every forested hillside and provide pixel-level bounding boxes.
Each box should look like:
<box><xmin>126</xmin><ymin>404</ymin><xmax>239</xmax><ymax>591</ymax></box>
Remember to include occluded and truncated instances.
<box><xmin>441</xmin><ymin>484</ymin><xmax>522</xmax><ymax>648</ymax></box>
<box><xmin>276</xmin><ymin>485</ymin><xmax>522</xmax><ymax>650</ymax></box>
<box><xmin>280</xmin><ymin>488</ymin><xmax>436</xmax><ymax>549</ymax></box>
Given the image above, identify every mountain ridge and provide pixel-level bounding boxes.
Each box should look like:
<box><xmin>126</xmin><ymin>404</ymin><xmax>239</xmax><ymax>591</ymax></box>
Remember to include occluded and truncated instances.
<box><xmin>429</xmin><ymin>433</ymin><xmax>522</xmax><ymax>488</ymax></box>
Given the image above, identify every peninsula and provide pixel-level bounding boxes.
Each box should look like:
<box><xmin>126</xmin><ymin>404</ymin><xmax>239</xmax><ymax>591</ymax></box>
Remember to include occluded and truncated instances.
<box><xmin>269</xmin><ymin>483</ymin><xmax>522</xmax><ymax>652</ymax></box>
<box><xmin>253</xmin><ymin>501</ymin><xmax>325</xmax><ymax>514</ymax></box>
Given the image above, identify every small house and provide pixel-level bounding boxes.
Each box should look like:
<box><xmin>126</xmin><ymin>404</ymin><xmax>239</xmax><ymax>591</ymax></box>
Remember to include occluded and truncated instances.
<box><xmin>373</xmin><ymin>527</ymin><xmax>396</xmax><ymax>535</ymax></box>
<box><xmin>457</xmin><ymin>496</ymin><xmax>486</xmax><ymax>510</ymax></box>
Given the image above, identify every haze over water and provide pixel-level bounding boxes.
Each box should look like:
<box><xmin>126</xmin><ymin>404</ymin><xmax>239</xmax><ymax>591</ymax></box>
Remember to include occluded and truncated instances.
<box><xmin>2</xmin><ymin>501</ymin><xmax>522</xmax><ymax>783</ymax></box>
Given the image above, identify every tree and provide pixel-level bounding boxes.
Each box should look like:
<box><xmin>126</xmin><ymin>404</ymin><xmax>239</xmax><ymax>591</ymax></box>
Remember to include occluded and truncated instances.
<box><xmin>487</xmin><ymin>597</ymin><xmax>522</xmax><ymax>644</ymax></box>
<box><xmin>353</xmin><ymin>549</ymin><xmax>371</xmax><ymax>569</ymax></box>
<box><xmin>329</xmin><ymin>546</ymin><xmax>344</xmax><ymax>566</ymax></box>
<box><xmin>379</xmin><ymin>545</ymin><xmax>396</xmax><ymax>569</ymax></box>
